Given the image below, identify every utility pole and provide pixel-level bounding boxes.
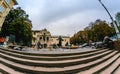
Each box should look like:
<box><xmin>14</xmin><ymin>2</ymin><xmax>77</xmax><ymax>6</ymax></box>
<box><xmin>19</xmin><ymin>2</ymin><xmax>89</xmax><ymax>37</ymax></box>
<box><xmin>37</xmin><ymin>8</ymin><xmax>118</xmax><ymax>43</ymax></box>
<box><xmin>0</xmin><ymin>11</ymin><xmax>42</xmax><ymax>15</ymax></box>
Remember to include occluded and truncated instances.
<box><xmin>98</xmin><ymin>0</ymin><xmax>120</xmax><ymax>39</ymax></box>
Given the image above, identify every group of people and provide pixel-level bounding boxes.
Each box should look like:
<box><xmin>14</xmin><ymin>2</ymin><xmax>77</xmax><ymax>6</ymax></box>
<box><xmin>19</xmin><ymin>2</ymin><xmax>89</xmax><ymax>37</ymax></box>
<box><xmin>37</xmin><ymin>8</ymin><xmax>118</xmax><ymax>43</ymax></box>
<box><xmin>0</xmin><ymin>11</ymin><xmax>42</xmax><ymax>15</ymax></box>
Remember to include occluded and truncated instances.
<box><xmin>88</xmin><ymin>36</ymin><xmax>114</xmax><ymax>49</ymax></box>
<box><xmin>36</xmin><ymin>41</ymin><xmax>48</xmax><ymax>49</ymax></box>
<box><xmin>102</xmin><ymin>36</ymin><xmax>114</xmax><ymax>49</ymax></box>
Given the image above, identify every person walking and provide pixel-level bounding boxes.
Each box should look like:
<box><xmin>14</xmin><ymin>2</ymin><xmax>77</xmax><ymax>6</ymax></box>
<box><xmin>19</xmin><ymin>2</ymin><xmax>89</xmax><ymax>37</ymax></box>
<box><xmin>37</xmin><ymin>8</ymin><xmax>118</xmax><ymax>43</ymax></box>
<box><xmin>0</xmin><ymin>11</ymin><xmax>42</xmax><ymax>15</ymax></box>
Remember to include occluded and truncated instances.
<box><xmin>103</xmin><ymin>36</ymin><xmax>114</xmax><ymax>49</ymax></box>
<box><xmin>37</xmin><ymin>41</ymin><xmax>41</xmax><ymax>49</ymax></box>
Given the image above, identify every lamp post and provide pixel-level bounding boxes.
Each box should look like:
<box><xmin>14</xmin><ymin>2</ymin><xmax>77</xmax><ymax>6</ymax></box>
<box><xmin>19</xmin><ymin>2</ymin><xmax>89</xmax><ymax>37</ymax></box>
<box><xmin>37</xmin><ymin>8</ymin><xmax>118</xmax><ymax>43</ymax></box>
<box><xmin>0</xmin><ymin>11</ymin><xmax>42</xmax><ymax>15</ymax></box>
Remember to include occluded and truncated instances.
<box><xmin>98</xmin><ymin>0</ymin><xmax>120</xmax><ymax>39</ymax></box>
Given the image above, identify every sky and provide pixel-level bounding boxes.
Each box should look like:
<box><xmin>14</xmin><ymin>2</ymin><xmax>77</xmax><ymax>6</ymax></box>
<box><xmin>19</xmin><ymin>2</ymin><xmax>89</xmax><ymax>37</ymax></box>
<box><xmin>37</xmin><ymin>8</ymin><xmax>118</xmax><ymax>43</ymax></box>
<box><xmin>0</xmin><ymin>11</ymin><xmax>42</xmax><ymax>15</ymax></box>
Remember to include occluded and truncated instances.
<box><xmin>15</xmin><ymin>0</ymin><xmax>120</xmax><ymax>36</ymax></box>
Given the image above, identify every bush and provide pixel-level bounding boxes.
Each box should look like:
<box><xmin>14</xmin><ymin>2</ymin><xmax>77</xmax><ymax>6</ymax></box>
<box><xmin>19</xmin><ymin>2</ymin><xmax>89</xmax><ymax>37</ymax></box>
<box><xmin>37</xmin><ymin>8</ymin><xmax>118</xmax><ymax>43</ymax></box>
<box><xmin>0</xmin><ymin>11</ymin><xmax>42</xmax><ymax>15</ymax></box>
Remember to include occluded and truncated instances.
<box><xmin>114</xmin><ymin>40</ymin><xmax>120</xmax><ymax>50</ymax></box>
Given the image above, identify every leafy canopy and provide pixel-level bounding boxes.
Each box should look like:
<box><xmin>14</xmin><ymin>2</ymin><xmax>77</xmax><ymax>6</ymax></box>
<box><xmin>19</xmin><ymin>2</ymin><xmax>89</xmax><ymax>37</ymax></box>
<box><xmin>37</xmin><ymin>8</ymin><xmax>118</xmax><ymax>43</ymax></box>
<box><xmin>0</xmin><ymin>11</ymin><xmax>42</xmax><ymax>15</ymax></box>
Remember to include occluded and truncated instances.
<box><xmin>1</xmin><ymin>7</ymin><xmax>32</xmax><ymax>45</ymax></box>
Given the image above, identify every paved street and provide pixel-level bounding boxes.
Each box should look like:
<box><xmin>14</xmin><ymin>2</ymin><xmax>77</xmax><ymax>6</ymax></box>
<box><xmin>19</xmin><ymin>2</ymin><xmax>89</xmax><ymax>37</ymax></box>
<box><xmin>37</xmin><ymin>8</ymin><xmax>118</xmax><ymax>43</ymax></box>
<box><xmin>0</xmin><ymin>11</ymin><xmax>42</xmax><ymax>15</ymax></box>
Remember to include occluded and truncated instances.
<box><xmin>22</xmin><ymin>47</ymin><xmax>96</xmax><ymax>54</ymax></box>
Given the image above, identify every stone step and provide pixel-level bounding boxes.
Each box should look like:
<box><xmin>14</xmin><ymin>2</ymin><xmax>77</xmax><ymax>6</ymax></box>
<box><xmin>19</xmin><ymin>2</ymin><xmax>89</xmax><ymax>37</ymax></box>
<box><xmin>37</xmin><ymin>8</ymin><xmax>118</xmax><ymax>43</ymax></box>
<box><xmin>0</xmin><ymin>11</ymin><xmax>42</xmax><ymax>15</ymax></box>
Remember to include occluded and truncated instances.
<box><xmin>0</xmin><ymin>50</ymin><xmax>113</xmax><ymax>67</ymax></box>
<box><xmin>112</xmin><ymin>64</ymin><xmax>120</xmax><ymax>74</ymax></box>
<box><xmin>0</xmin><ymin>50</ymin><xmax>118</xmax><ymax>73</ymax></box>
<box><xmin>0</xmin><ymin>48</ymin><xmax>108</xmax><ymax>61</ymax></box>
<box><xmin>98</xmin><ymin>55</ymin><xmax>120</xmax><ymax>74</ymax></box>
<box><xmin>0</xmin><ymin>68</ymin><xmax>9</xmax><ymax>74</ymax></box>
<box><xmin>0</xmin><ymin>48</ymin><xmax>104</xmax><ymax>56</ymax></box>
<box><xmin>0</xmin><ymin>63</ymin><xmax>23</xmax><ymax>74</ymax></box>
<box><xmin>78</xmin><ymin>51</ymin><xmax>120</xmax><ymax>74</ymax></box>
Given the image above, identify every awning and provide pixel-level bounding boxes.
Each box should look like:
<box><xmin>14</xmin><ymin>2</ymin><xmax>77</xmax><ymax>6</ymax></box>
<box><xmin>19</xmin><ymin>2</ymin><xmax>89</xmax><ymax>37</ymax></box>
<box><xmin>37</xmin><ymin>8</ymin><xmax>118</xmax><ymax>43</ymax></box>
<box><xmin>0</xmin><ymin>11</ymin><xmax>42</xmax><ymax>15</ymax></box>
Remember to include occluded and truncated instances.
<box><xmin>0</xmin><ymin>37</ymin><xmax>5</xmax><ymax>42</ymax></box>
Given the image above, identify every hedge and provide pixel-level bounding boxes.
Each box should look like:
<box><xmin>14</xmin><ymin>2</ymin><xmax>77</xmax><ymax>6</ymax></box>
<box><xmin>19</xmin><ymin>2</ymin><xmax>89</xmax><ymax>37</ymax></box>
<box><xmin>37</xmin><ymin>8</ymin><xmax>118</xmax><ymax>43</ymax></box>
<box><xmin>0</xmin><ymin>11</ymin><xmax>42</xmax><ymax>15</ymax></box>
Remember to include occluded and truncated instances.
<box><xmin>114</xmin><ymin>40</ymin><xmax>120</xmax><ymax>50</ymax></box>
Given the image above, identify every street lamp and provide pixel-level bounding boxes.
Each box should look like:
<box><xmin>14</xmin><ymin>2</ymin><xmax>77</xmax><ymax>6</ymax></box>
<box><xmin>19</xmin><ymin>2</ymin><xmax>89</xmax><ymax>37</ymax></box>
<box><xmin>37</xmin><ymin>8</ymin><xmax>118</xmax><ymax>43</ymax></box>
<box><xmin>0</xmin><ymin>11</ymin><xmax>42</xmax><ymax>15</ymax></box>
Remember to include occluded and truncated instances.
<box><xmin>98</xmin><ymin>0</ymin><xmax>120</xmax><ymax>39</ymax></box>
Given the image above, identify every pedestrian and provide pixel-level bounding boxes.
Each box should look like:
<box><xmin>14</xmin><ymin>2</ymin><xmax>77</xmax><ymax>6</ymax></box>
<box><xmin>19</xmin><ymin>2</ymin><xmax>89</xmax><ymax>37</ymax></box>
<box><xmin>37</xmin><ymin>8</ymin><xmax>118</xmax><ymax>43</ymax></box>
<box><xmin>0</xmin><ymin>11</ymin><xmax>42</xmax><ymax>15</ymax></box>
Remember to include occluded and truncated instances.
<box><xmin>37</xmin><ymin>41</ymin><xmax>41</xmax><ymax>49</ymax></box>
<box><xmin>89</xmin><ymin>40</ymin><xmax>93</xmax><ymax>47</ymax></box>
<box><xmin>103</xmin><ymin>36</ymin><xmax>114</xmax><ymax>49</ymax></box>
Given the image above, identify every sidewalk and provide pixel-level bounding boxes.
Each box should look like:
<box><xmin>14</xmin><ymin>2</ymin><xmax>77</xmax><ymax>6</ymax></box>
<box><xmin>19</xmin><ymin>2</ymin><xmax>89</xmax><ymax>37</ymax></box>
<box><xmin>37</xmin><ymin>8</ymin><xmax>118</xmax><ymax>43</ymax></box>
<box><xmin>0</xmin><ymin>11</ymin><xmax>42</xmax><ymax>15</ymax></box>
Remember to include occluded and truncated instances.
<box><xmin>22</xmin><ymin>47</ymin><xmax>96</xmax><ymax>54</ymax></box>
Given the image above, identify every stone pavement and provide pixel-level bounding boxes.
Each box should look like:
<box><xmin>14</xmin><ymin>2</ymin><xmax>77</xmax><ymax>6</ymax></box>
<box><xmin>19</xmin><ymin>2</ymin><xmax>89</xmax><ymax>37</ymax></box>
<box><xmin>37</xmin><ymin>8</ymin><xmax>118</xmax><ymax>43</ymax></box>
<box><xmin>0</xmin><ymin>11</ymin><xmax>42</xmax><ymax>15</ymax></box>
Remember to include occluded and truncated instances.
<box><xmin>22</xmin><ymin>47</ymin><xmax>95</xmax><ymax>54</ymax></box>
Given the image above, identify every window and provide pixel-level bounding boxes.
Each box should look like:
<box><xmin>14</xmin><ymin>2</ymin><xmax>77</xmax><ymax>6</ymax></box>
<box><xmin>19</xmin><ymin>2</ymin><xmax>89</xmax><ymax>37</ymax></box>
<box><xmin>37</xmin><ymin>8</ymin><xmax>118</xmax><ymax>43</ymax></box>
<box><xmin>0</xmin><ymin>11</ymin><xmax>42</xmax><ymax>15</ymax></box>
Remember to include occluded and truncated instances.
<box><xmin>0</xmin><ymin>6</ymin><xmax>5</xmax><ymax>13</ymax></box>
<box><xmin>5</xmin><ymin>0</ymin><xmax>11</xmax><ymax>4</ymax></box>
<box><xmin>65</xmin><ymin>39</ymin><xmax>66</xmax><ymax>41</ymax></box>
<box><xmin>33</xmin><ymin>37</ymin><xmax>36</xmax><ymax>42</ymax></box>
<box><xmin>34</xmin><ymin>32</ymin><xmax>36</xmax><ymax>35</ymax></box>
<box><xmin>51</xmin><ymin>39</ymin><xmax>53</xmax><ymax>41</ymax></box>
<box><xmin>47</xmin><ymin>37</ymin><xmax>49</xmax><ymax>41</ymax></box>
<box><xmin>39</xmin><ymin>37</ymin><xmax>42</xmax><ymax>40</ymax></box>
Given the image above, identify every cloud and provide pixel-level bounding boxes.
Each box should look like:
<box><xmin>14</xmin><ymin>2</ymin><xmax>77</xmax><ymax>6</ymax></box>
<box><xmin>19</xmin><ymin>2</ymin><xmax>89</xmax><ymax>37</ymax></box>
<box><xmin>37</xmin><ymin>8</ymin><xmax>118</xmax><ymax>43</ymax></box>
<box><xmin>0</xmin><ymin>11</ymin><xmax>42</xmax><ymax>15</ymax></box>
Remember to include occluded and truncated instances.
<box><xmin>16</xmin><ymin>0</ymin><xmax>120</xmax><ymax>36</ymax></box>
<box><xmin>46</xmin><ymin>10</ymin><xmax>111</xmax><ymax>36</ymax></box>
<box><xmin>34</xmin><ymin>0</ymin><xmax>100</xmax><ymax>24</ymax></box>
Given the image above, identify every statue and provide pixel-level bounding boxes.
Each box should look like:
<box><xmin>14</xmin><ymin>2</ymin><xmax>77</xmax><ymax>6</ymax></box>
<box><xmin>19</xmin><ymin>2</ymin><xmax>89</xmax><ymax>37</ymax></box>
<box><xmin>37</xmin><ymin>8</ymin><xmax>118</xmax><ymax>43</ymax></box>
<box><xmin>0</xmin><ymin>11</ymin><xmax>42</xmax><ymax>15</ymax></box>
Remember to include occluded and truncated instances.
<box><xmin>58</xmin><ymin>36</ymin><xmax>63</xmax><ymax>48</ymax></box>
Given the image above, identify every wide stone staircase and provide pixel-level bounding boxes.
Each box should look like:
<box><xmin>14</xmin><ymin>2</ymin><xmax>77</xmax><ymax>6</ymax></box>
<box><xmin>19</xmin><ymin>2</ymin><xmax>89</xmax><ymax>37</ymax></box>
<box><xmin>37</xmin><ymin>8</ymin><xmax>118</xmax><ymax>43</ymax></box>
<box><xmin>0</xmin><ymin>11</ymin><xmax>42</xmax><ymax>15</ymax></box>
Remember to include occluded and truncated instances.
<box><xmin>0</xmin><ymin>48</ymin><xmax>119</xmax><ymax>74</ymax></box>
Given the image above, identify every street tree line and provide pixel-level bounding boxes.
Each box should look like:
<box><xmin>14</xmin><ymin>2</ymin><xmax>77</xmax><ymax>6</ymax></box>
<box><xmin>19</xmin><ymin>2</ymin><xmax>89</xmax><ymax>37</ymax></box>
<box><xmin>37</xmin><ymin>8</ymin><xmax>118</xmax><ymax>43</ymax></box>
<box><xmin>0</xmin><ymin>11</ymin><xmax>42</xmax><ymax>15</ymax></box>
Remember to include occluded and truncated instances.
<box><xmin>70</xmin><ymin>12</ymin><xmax>120</xmax><ymax>45</ymax></box>
<box><xmin>70</xmin><ymin>19</ymin><xmax>115</xmax><ymax>45</ymax></box>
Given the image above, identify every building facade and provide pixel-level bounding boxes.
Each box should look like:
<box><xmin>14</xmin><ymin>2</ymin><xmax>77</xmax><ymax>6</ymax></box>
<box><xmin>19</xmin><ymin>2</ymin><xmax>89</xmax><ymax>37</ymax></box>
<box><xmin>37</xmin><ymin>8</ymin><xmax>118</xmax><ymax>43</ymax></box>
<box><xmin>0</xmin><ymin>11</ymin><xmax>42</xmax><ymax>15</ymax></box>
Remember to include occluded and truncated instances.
<box><xmin>0</xmin><ymin>0</ymin><xmax>17</xmax><ymax>30</ymax></box>
<box><xmin>32</xmin><ymin>29</ymin><xmax>51</xmax><ymax>47</ymax></box>
<box><xmin>51</xmin><ymin>36</ymin><xmax>70</xmax><ymax>47</ymax></box>
<box><xmin>32</xmin><ymin>29</ymin><xmax>70</xmax><ymax>48</ymax></box>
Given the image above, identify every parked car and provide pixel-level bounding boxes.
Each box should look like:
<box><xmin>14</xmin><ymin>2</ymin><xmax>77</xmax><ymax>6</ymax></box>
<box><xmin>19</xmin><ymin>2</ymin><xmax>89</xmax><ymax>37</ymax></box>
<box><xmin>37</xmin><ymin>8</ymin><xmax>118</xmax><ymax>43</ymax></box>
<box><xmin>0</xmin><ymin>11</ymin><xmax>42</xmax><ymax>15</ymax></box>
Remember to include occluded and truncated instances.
<box><xmin>9</xmin><ymin>45</ymin><xmax>23</xmax><ymax>51</ymax></box>
<box><xmin>94</xmin><ymin>42</ymin><xmax>103</xmax><ymax>48</ymax></box>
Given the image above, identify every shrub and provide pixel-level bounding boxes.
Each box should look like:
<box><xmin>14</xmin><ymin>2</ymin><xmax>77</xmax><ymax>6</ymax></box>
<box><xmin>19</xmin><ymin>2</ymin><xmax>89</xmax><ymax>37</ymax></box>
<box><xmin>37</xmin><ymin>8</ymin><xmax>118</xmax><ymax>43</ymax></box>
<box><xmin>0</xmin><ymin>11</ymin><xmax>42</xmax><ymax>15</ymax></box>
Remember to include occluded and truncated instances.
<box><xmin>114</xmin><ymin>40</ymin><xmax>120</xmax><ymax>50</ymax></box>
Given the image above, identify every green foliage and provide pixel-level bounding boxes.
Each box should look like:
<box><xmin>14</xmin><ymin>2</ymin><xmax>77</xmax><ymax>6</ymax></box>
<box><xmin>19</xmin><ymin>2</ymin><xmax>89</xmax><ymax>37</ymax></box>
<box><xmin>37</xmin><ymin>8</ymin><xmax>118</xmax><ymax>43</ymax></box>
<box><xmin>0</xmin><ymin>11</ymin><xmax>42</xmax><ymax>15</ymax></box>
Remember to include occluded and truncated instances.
<box><xmin>116</xmin><ymin>12</ymin><xmax>120</xmax><ymax>21</ymax></box>
<box><xmin>116</xmin><ymin>12</ymin><xmax>120</xmax><ymax>31</ymax></box>
<box><xmin>91</xmin><ymin>21</ymin><xmax>114</xmax><ymax>41</ymax></box>
<box><xmin>118</xmin><ymin>26</ymin><xmax>120</xmax><ymax>32</ymax></box>
<box><xmin>1</xmin><ymin>7</ymin><xmax>32</xmax><ymax>46</ymax></box>
<box><xmin>70</xmin><ymin>34</ymin><xmax>79</xmax><ymax>45</ymax></box>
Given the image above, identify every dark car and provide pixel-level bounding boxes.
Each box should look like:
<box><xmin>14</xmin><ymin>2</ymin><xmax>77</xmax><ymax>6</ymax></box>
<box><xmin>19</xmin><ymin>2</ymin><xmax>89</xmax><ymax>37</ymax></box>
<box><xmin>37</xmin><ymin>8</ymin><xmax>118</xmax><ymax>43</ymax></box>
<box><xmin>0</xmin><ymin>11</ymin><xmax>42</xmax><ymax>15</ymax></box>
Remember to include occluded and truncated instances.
<box><xmin>94</xmin><ymin>42</ymin><xmax>103</xmax><ymax>48</ymax></box>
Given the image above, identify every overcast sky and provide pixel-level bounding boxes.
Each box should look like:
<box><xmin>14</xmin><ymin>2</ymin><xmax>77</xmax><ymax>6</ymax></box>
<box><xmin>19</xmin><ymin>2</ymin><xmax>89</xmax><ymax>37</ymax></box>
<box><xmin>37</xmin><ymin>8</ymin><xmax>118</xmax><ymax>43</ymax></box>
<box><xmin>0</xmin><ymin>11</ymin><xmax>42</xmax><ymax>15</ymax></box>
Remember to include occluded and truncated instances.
<box><xmin>15</xmin><ymin>0</ymin><xmax>120</xmax><ymax>36</ymax></box>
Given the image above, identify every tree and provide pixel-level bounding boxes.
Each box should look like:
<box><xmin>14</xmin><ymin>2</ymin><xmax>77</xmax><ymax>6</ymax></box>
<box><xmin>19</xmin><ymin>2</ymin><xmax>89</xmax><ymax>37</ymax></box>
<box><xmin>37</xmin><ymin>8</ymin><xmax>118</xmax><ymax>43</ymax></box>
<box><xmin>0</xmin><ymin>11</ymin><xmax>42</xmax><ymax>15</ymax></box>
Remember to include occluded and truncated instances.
<box><xmin>70</xmin><ymin>32</ymin><xmax>82</xmax><ymax>45</ymax></box>
<box><xmin>116</xmin><ymin>12</ymin><xmax>120</xmax><ymax>31</ymax></box>
<box><xmin>77</xmin><ymin>31</ymin><xmax>86</xmax><ymax>44</ymax></box>
<box><xmin>91</xmin><ymin>21</ymin><xmax>114</xmax><ymax>41</ymax></box>
<box><xmin>116</xmin><ymin>12</ymin><xmax>120</xmax><ymax>24</ymax></box>
<box><xmin>1</xmin><ymin>7</ymin><xmax>32</xmax><ymax>45</ymax></box>
<box><xmin>70</xmin><ymin>19</ymin><xmax>114</xmax><ymax>45</ymax></box>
